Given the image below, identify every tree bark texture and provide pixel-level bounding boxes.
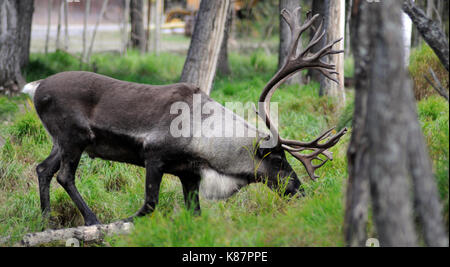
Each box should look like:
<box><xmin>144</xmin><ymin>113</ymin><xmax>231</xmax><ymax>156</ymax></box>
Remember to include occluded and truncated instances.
<box><xmin>0</xmin><ymin>0</ymin><xmax>27</xmax><ymax>95</ymax></box>
<box><xmin>320</xmin><ymin>0</ymin><xmax>345</xmax><ymax>104</ymax></box>
<box><xmin>17</xmin><ymin>0</ymin><xmax>34</xmax><ymax>69</ymax></box>
<box><xmin>180</xmin><ymin>0</ymin><xmax>230</xmax><ymax>95</ymax></box>
<box><xmin>345</xmin><ymin>0</ymin><xmax>448</xmax><ymax>247</ymax></box>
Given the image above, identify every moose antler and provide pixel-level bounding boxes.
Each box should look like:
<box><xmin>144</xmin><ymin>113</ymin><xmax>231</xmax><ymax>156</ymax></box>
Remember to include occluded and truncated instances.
<box><xmin>258</xmin><ymin>7</ymin><xmax>347</xmax><ymax>181</ymax></box>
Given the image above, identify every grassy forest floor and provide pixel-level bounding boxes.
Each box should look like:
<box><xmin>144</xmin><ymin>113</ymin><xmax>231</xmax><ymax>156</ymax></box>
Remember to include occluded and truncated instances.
<box><xmin>0</xmin><ymin>46</ymin><xmax>448</xmax><ymax>246</ymax></box>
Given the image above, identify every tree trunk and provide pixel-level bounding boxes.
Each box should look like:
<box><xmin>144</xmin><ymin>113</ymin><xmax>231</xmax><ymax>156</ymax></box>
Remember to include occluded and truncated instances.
<box><xmin>320</xmin><ymin>0</ymin><xmax>345</xmax><ymax>105</ymax></box>
<box><xmin>217</xmin><ymin>1</ymin><xmax>233</xmax><ymax>76</ymax></box>
<box><xmin>45</xmin><ymin>0</ymin><xmax>52</xmax><ymax>54</ymax></box>
<box><xmin>56</xmin><ymin>0</ymin><xmax>62</xmax><ymax>50</ymax></box>
<box><xmin>278</xmin><ymin>0</ymin><xmax>303</xmax><ymax>85</ymax></box>
<box><xmin>130</xmin><ymin>0</ymin><xmax>145</xmax><ymax>53</ymax></box>
<box><xmin>152</xmin><ymin>0</ymin><xmax>163</xmax><ymax>55</ymax></box>
<box><xmin>121</xmin><ymin>0</ymin><xmax>130</xmax><ymax>56</ymax></box>
<box><xmin>0</xmin><ymin>0</ymin><xmax>26</xmax><ymax>95</ymax></box>
<box><xmin>86</xmin><ymin>0</ymin><xmax>109</xmax><ymax>63</ymax></box>
<box><xmin>63</xmin><ymin>0</ymin><xmax>68</xmax><ymax>51</ymax></box>
<box><xmin>309</xmin><ymin>0</ymin><xmax>329</xmax><ymax>84</ymax></box>
<box><xmin>82</xmin><ymin>0</ymin><xmax>91</xmax><ymax>62</ymax></box>
<box><xmin>180</xmin><ymin>0</ymin><xmax>230</xmax><ymax>95</ymax></box>
<box><xmin>345</xmin><ymin>0</ymin><xmax>448</xmax><ymax>247</ymax></box>
<box><xmin>17</xmin><ymin>0</ymin><xmax>34</xmax><ymax>69</ymax></box>
<box><xmin>344</xmin><ymin>0</ymin><xmax>352</xmax><ymax>56</ymax></box>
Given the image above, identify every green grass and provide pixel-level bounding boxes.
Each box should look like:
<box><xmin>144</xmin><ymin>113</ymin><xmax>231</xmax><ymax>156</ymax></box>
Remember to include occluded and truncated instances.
<box><xmin>0</xmin><ymin>50</ymin><xmax>447</xmax><ymax>246</ymax></box>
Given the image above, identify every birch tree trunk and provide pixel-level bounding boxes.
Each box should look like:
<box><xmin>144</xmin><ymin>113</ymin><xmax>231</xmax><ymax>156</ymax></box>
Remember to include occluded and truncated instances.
<box><xmin>153</xmin><ymin>0</ymin><xmax>163</xmax><ymax>55</ymax></box>
<box><xmin>86</xmin><ymin>0</ymin><xmax>109</xmax><ymax>63</ymax></box>
<box><xmin>63</xmin><ymin>0</ymin><xmax>68</xmax><ymax>51</ymax></box>
<box><xmin>320</xmin><ymin>0</ymin><xmax>345</xmax><ymax>105</ymax></box>
<box><xmin>345</xmin><ymin>0</ymin><xmax>448</xmax><ymax>247</ymax></box>
<box><xmin>180</xmin><ymin>0</ymin><xmax>230</xmax><ymax>95</ymax></box>
<box><xmin>45</xmin><ymin>0</ymin><xmax>52</xmax><ymax>54</ymax></box>
<box><xmin>82</xmin><ymin>0</ymin><xmax>91</xmax><ymax>62</ymax></box>
<box><xmin>121</xmin><ymin>0</ymin><xmax>130</xmax><ymax>56</ymax></box>
<box><xmin>56</xmin><ymin>0</ymin><xmax>62</xmax><ymax>50</ymax></box>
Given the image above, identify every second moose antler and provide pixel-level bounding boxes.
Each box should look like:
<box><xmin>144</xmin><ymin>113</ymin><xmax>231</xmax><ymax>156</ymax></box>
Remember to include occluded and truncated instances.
<box><xmin>258</xmin><ymin>7</ymin><xmax>348</xmax><ymax>180</ymax></box>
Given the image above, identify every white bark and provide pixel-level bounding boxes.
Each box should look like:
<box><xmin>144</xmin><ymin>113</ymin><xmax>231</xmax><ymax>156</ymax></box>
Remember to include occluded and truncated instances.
<box><xmin>82</xmin><ymin>0</ymin><xmax>91</xmax><ymax>62</ymax></box>
<box><xmin>63</xmin><ymin>0</ymin><xmax>69</xmax><ymax>51</ymax></box>
<box><xmin>325</xmin><ymin>0</ymin><xmax>346</xmax><ymax>105</ymax></box>
<box><xmin>45</xmin><ymin>0</ymin><xmax>52</xmax><ymax>54</ymax></box>
<box><xmin>55</xmin><ymin>0</ymin><xmax>62</xmax><ymax>50</ymax></box>
<box><xmin>153</xmin><ymin>0</ymin><xmax>163</xmax><ymax>55</ymax></box>
<box><xmin>121</xmin><ymin>0</ymin><xmax>130</xmax><ymax>56</ymax></box>
<box><xmin>402</xmin><ymin>1</ymin><xmax>413</xmax><ymax>67</ymax></box>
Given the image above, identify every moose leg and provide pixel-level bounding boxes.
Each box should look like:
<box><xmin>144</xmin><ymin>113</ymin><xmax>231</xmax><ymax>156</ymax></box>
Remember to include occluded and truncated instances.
<box><xmin>180</xmin><ymin>175</ymin><xmax>201</xmax><ymax>215</ymax></box>
<box><xmin>133</xmin><ymin>160</ymin><xmax>163</xmax><ymax>217</ymax></box>
<box><xmin>36</xmin><ymin>144</ymin><xmax>61</xmax><ymax>218</ymax></box>
<box><xmin>56</xmin><ymin>146</ymin><xmax>100</xmax><ymax>226</ymax></box>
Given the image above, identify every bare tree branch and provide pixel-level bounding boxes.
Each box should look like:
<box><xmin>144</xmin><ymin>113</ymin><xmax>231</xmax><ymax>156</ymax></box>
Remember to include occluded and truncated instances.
<box><xmin>424</xmin><ymin>67</ymin><xmax>449</xmax><ymax>101</ymax></box>
<box><xmin>17</xmin><ymin>221</ymin><xmax>133</xmax><ymax>247</ymax></box>
<box><xmin>403</xmin><ymin>0</ymin><xmax>449</xmax><ymax>71</ymax></box>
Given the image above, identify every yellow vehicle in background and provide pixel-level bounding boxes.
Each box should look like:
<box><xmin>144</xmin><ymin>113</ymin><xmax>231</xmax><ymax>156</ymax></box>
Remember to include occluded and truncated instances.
<box><xmin>164</xmin><ymin>0</ymin><xmax>260</xmax><ymax>36</ymax></box>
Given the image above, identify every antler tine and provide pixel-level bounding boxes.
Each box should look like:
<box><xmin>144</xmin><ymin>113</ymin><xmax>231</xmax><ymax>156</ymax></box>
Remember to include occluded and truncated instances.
<box><xmin>301</xmin><ymin>18</ymin><xmax>325</xmax><ymax>58</ymax></box>
<box><xmin>282</xmin><ymin>127</ymin><xmax>348</xmax><ymax>149</ymax></box>
<box><xmin>289</xmin><ymin>149</ymin><xmax>331</xmax><ymax>181</ymax></box>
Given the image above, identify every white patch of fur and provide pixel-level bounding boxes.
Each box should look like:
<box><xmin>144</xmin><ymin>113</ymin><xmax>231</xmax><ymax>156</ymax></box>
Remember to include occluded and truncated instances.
<box><xmin>200</xmin><ymin>168</ymin><xmax>248</xmax><ymax>200</ymax></box>
<box><xmin>22</xmin><ymin>81</ymin><xmax>40</xmax><ymax>100</ymax></box>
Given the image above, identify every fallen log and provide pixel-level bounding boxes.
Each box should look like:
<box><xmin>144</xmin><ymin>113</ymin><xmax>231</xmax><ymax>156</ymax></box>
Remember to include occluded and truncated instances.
<box><xmin>18</xmin><ymin>221</ymin><xmax>134</xmax><ymax>247</ymax></box>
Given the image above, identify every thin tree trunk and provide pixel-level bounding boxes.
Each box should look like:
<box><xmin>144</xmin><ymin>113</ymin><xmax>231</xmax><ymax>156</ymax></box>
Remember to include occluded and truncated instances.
<box><xmin>45</xmin><ymin>0</ymin><xmax>52</xmax><ymax>54</ymax></box>
<box><xmin>82</xmin><ymin>0</ymin><xmax>91</xmax><ymax>62</ymax></box>
<box><xmin>56</xmin><ymin>0</ymin><xmax>62</xmax><ymax>50</ymax></box>
<box><xmin>130</xmin><ymin>0</ymin><xmax>145</xmax><ymax>53</ymax></box>
<box><xmin>217</xmin><ymin>1</ymin><xmax>233</xmax><ymax>76</ymax></box>
<box><xmin>320</xmin><ymin>0</ymin><xmax>345</xmax><ymax>106</ymax></box>
<box><xmin>180</xmin><ymin>0</ymin><xmax>231</xmax><ymax>95</ymax></box>
<box><xmin>121</xmin><ymin>0</ymin><xmax>130</xmax><ymax>56</ymax></box>
<box><xmin>86</xmin><ymin>0</ymin><xmax>109</xmax><ymax>63</ymax></box>
<box><xmin>345</xmin><ymin>0</ymin><xmax>352</xmax><ymax>56</ymax></box>
<box><xmin>153</xmin><ymin>0</ymin><xmax>163</xmax><ymax>55</ymax></box>
<box><xmin>17</xmin><ymin>0</ymin><xmax>34</xmax><ymax>69</ymax></box>
<box><xmin>63</xmin><ymin>0</ymin><xmax>68</xmax><ymax>51</ymax></box>
<box><xmin>145</xmin><ymin>0</ymin><xmax>151</xmax><ymax>52</ymax></box>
